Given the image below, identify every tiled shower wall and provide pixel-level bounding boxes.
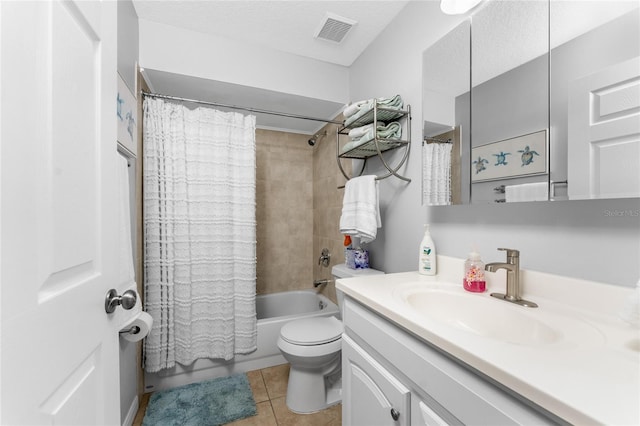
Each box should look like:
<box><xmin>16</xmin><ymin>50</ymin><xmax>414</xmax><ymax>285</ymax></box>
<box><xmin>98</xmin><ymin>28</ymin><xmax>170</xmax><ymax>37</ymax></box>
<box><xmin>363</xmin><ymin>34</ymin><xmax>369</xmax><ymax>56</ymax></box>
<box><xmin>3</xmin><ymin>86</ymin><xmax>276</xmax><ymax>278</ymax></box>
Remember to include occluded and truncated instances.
<box><xmin>255</xmin><ymin>129</ymin><xmax>314</xmax><ymax>295</ymax></box>
<box><xmin>255</xmin><ymin>124</ymin><xmax>349</xmax><ymax>304</ymax></box>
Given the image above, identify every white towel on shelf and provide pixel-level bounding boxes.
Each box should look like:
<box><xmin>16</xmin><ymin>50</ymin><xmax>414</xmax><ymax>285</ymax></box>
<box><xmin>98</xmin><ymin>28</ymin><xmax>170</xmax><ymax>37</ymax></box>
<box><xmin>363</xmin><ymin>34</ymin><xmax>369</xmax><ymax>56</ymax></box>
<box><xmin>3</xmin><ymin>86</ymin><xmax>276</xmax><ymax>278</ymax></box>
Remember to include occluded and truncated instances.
<box><xmin>422</xmin><ymin>143</ymin><xmax>452</xmax><ymax>205</ymax></box>
<box><xmin>344</xmin><ymin>95</ymin><xmax>404</xmax><ymax>128</ymax></box>
<box><xmin>341</xmin><ymin>122</ymin><xmax>399</xmax><ymax>154</ymax></box>
<box><xmin>343</xmin><ymin>99</ymin><xmax>372</xmax><ymax>118</ymax></box>
<box><xmin>505</xmin><ymin>182</ymin><xmax>548</xmax><ymax>202</ymax></box>
<box><xmin>339</xmin><ymin>175</ymin><xmax>381</xmax><ymax>243</ymax></box>
<box><xmin>348</xmin><ymin>122</ymin><xmax>384</xmax><ymax>139</ymax></box>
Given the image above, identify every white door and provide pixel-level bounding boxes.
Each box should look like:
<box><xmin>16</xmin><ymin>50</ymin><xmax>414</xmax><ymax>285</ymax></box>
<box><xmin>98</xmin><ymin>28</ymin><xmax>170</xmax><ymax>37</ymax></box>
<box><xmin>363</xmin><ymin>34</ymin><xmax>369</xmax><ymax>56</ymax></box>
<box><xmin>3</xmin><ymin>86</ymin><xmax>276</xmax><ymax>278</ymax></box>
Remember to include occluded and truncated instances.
<box><xmin>1</xmin><ymin>1</ymin><xmax>119</xmax><ymax>424</ymax></box>
<box><xmin>568</xmin><ymin>56</ymin><xmax>640</xmax><ymax>199</ymax></box>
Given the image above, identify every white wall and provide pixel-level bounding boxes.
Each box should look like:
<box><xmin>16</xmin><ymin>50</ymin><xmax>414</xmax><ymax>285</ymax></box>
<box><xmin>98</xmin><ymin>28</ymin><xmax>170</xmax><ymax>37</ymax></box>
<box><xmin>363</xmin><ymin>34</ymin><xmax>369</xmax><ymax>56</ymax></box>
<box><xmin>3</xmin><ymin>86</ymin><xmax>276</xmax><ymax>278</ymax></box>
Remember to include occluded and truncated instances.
<box><xmin>138</xmin><ymin>19</ymin><xmax>350</xmax><ymax>104</ymax></box>
<box><xmin>348</xmin><ymin>1</ymin><xmax>462</xmax><ymax>275</ymax></box>
<box><xmin>349</xmin><ymin>1</ymin><xmax>640</xmax><ymax>287</ymax></box>
<box><xmin>117</xmin><ymin>0</ymin><xmax>139</xmax><ymax>92</ymax></box>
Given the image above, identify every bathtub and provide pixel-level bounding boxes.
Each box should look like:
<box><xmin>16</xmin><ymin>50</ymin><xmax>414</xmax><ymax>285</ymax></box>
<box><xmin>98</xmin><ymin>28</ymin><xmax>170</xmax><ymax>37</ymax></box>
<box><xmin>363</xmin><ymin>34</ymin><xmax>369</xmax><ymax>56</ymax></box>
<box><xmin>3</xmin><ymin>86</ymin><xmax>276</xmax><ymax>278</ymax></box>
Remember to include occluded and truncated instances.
<box><xmin>144</xmin><ymin>290</ymin><xmax>339</xmax><ymax>392</ymax></box>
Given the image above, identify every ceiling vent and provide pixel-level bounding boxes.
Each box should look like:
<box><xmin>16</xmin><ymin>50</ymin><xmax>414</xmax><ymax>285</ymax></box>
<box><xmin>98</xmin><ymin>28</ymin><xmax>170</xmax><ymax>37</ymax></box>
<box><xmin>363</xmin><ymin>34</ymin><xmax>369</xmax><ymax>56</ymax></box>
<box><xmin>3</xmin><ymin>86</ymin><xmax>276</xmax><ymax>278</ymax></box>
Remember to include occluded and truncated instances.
<box><xmin>314</xmin><ymin>13</ymin><xmax>357</xmax><ymax>43</ymax></box>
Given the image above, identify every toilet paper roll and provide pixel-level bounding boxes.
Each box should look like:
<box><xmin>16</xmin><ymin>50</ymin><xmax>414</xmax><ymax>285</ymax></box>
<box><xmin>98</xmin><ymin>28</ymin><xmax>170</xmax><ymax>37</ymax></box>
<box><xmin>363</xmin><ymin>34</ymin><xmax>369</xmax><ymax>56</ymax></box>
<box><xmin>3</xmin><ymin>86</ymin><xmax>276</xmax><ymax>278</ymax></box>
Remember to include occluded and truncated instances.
<box><xmin>120</xmin><ymin>311</ymin><xmax>153</xmax><ymax>343</ymax></box>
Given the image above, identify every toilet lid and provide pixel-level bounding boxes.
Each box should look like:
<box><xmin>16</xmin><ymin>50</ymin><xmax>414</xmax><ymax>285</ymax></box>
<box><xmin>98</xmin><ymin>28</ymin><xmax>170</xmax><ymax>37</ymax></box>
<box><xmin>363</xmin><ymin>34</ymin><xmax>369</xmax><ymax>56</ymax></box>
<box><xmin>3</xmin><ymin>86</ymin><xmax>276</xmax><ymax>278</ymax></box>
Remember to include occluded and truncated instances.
<box><xmin>280</xmin><ymin>317</ymin><xmax>343</xmax><ymax>346</ymax></box>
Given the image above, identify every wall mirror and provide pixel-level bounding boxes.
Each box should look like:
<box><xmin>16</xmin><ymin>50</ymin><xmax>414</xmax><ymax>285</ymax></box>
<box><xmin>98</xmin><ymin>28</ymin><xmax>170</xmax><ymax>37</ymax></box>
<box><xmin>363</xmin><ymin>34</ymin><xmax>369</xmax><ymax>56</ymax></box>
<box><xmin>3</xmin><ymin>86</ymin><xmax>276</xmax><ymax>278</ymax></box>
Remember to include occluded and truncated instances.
<box><xmin>421</xmin><ymin>19</ymin><xmax>470</xmax><ymax>206</ymax></box>
<box><xmin>422</xmin><ymin>0</ymin><xmax>640</xmax><ymax>206</ymax></box>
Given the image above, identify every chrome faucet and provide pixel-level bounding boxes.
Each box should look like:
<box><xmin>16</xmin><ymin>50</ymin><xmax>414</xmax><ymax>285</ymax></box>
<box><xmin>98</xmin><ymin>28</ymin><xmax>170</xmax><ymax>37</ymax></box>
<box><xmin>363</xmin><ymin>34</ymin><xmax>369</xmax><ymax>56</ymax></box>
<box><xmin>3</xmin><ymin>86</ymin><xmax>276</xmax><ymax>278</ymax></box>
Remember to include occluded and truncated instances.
<box><xmin>318</xmin><ymin>248</ymin><xmax>331</xmax><ymax>267</ymax></box>
<box><xmin>485</xmin><ymin>248</ymin><xmax>538</xmax><ymax>308</ymax></box>
<box><xmin>313</xmin><ymin>279</ymin><xmax>331</xmax><ymax>288</ymax></box>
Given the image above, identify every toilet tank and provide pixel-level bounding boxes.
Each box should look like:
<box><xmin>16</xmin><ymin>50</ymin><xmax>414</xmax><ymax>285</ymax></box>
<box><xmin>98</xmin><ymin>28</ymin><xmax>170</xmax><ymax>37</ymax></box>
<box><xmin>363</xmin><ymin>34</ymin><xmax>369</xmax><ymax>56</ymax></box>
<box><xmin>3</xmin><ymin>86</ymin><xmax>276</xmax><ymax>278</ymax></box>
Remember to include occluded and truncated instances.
<box><xmin>331</xmin><ymin>263</ymin><xmax>384</xmax><ymax>279</ymax></box>
<box><xmin>332</xmin><ymin>264</ymin><xmax>384</xmax><ymax>318</ymax></box>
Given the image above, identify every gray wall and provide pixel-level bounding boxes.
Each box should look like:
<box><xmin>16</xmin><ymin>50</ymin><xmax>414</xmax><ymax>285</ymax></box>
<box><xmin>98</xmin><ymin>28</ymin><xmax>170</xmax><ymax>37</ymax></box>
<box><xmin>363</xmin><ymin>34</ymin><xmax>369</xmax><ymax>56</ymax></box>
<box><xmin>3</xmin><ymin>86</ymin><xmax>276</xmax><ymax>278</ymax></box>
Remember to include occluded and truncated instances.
<box><xmin>349</xmin><ymin>1</ymin><xmax>639</xmax><ymax>287</ymax></box>
<box><xmin>117</xmin><ymin>0</ymin><xmax>139</xmax><ymax>92</ymax></box>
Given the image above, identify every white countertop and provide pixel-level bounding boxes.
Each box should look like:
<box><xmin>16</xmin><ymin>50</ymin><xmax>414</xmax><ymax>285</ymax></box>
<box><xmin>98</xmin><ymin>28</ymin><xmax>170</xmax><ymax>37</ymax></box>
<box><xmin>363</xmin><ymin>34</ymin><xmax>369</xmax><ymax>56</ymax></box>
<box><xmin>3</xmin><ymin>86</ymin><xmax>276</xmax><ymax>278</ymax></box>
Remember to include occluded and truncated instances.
<box><xmin>336</xmin><ymin>256</ymin><xmax>640</xmax><ymax>425</ymax></box>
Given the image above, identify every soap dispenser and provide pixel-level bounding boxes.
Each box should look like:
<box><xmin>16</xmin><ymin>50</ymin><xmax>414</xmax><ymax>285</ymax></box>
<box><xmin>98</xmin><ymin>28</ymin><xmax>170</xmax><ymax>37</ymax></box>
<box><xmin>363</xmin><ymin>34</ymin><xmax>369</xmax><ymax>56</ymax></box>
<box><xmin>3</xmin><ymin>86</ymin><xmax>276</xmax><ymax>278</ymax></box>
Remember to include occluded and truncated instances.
<box><xmin>463</xmin><ymin>250</ymin><xmax>486</xmax><ymax>292</ymax></box>
<box><xmin>620</xmin><ymin>279</ymin><xmax>640</xmax><ymax>328</ymax></box>
<box><xmin>418</xmin><ymin>225</ymin><xmax>437</xmax><ymax>275</ymax></box>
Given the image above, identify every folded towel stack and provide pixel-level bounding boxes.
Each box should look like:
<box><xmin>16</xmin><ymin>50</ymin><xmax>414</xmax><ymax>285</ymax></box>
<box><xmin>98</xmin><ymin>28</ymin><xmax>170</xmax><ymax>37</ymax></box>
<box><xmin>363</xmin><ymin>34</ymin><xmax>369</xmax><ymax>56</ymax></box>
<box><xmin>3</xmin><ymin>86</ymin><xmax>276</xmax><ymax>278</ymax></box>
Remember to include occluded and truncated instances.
<box><xmin>343</xmin><ymin>99</ymin><xmax>371</xmax><ymax>119</ymax></box>
<box><xmin>341</xmin><ymin>121</ymin><xmax>403</xmax><ymax>154</ymax></box>
<box><xmin>348</xmin><ymin>122</ymin><xmax>380</xmax><ymax>139</ymax></box>
<box><xmin>343</xmin><ymin>95</ymin><xmax>404</xmax><ymax>128</ymax></box>
<box><xmin>339</xmin><ymin>175</ymin><xmax>381</xmax><ymax>243</ymax></box>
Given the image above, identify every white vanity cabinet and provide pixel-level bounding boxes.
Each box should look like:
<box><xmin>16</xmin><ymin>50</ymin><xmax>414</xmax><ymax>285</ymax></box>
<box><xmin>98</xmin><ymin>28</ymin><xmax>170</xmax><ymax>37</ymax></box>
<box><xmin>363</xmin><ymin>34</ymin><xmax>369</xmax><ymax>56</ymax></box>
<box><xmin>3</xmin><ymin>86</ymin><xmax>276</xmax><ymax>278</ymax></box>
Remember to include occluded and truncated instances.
<box><xmin>342</xmin><ymin>334</ymin><xmax>410</xmax><ymax>425</ymax></box>
<box><xmin>341</xmin><ymin>296</ymin><xmax>561</xmax><ymax>426</ymax></box>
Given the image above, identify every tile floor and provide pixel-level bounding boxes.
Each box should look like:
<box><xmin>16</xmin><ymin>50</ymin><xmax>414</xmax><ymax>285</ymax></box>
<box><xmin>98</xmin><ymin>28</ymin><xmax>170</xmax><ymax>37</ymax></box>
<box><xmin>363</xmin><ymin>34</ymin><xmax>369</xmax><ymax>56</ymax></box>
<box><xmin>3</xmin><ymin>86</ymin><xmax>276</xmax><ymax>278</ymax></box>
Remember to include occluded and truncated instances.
<box><xmin>132</xmin><ymin>363</ymin><xmax>342</xmax><ymax>426</ymax></box>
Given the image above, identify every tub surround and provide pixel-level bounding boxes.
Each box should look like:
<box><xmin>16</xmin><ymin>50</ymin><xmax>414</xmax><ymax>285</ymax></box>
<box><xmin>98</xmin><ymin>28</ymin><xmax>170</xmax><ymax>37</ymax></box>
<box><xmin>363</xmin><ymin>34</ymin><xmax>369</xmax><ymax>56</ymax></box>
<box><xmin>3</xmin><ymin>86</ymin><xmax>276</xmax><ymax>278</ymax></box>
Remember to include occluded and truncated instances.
<box><xmin>256</xmin><ymin>129</ymin><xmax>314</xmax><ymax>296</ymax></box>
<box><xmin>336</xmin><ymin>255</ymin><xmax>639</xmax><ymax>425</ymax></box>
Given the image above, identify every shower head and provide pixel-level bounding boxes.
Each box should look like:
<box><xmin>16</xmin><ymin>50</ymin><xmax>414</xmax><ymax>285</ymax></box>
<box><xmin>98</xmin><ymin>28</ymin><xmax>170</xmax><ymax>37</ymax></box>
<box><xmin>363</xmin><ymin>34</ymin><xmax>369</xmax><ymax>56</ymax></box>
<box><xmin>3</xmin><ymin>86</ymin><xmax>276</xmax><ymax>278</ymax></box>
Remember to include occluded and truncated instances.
<box><xmin>308</xmin><ymin>130</ymin><xmax>327</xmax><ymax>147</ymax></box>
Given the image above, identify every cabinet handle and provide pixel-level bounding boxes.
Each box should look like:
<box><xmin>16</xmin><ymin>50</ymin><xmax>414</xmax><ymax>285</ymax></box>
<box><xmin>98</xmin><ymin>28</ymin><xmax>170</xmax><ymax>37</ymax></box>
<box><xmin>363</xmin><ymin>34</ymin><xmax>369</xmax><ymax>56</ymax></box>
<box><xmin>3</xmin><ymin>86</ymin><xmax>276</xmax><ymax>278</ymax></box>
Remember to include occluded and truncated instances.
<box><xmin>390</xmin><ymin>408</ymin><xmax>400</xmax><ymax>421</ymax></box>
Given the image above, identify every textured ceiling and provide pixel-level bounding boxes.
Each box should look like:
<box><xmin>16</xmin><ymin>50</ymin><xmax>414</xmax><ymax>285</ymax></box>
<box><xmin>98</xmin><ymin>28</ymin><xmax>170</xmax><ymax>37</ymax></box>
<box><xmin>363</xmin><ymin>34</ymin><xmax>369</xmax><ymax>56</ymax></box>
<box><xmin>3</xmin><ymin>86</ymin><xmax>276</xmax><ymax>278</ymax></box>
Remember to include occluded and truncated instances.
<box><xmin>132</xmin><ymin>0</ymin><xmax>411</xmax><ymax>66</ymax></box>
<box><xmin>134</xmin><ymin>1</ymin><xmax>639</xmax><ymax>134</ymax></box>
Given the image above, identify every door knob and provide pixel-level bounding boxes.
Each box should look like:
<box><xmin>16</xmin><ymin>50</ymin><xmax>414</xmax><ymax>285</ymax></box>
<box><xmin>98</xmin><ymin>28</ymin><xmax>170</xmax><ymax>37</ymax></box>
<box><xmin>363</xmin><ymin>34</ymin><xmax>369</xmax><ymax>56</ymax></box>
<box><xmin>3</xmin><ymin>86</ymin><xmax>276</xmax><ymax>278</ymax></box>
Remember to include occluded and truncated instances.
<box><xmin>390</xmin><ymin>408</ymin><xmax>400</xmax><ymax>421</ymax></box>
<box><xmin>105</xmin><ymin>289</ymin><xmax>137</xmax><ymax>314</ymax></box>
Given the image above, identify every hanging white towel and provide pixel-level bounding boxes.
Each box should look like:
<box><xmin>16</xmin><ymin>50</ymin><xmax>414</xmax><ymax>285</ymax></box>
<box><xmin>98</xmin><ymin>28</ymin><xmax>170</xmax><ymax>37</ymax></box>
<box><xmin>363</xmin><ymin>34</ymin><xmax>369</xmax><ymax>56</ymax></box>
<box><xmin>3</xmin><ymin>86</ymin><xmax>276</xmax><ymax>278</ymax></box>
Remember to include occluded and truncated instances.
<box><xmin>422</xmin><ymin>143</ymin><xmax>452</xmax><ymax>205</ymax></box>
<box><xmin>505</xmin><ymin>182</ymin><xmax>548</xmax><ymax>202</ymax></box>
<box><xmin>339</xmin><ymin>175</ymin><xmax>381</xmax><ymax>243</ymax></box>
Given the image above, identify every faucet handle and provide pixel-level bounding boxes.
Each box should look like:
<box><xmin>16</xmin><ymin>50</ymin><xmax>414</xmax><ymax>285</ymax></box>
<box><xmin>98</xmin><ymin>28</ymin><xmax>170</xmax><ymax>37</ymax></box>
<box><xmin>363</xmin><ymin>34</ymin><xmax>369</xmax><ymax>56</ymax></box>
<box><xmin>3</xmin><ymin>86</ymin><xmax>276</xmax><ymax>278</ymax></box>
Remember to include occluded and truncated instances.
<box><xmin>498</xmin><ymin>248</ymin><xmax>519</xmax><ymax>258</ymax></box>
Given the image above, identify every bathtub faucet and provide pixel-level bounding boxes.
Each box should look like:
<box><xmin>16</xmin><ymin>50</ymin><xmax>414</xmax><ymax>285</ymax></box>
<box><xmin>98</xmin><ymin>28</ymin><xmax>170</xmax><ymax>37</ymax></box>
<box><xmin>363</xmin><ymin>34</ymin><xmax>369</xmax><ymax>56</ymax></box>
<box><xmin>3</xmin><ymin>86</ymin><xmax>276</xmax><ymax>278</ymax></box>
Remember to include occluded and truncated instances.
<box><xmin>313</xmin><ymin>279</ymin><xmax>332</xmax><ymax>288</ymax></box>
<box><xmin>318</xmin><ymin>248</ymin><xmax>331</xmax><ymax>267</ymax></box>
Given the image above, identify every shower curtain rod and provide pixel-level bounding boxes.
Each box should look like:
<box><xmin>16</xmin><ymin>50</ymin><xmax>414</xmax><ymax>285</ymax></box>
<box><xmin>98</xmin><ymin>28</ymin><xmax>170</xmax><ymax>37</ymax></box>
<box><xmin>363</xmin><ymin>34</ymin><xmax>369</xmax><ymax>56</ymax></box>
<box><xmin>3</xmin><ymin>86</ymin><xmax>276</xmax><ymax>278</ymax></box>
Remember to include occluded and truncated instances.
<box><xmin>423</xmin><ymin>136</ymin><xmax>452</xmax><ymax>144</ymax></box>
<box><xmin>142</xmin><ymin>91</ymin><xmax>343</xmax><ymax>125</ymax></box>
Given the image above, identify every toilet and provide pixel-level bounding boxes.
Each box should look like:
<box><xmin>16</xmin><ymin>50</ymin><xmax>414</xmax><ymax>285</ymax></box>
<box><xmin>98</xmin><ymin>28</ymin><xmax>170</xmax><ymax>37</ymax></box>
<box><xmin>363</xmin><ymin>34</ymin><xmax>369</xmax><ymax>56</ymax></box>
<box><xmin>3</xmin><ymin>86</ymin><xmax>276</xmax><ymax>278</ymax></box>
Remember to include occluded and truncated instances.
<box><xmin>277</xmin><ymin>263</ymin><xmax>384</xmax><ymax>413</ymax></box>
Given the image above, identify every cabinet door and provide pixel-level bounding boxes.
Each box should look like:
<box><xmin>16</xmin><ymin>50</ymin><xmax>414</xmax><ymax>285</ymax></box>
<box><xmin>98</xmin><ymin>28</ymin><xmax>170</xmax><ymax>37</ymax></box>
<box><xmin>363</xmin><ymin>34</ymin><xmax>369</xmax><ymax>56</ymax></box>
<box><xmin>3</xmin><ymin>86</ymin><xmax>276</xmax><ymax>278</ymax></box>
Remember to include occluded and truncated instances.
<box><xmin>343</xmin><ymin>335</ymin><xmax>410</xmax><ymax>426</ymax></box>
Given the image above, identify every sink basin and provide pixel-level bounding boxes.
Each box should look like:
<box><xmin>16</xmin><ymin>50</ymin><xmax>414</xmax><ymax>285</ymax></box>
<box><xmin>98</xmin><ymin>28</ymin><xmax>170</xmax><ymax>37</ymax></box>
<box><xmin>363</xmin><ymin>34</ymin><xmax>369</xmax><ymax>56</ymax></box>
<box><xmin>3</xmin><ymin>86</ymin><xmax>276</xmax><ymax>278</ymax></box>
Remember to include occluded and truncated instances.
<box><xmin>396</xmin><ymin>286</ymin><xmax>604</xmax><ymax>347</ymax></box>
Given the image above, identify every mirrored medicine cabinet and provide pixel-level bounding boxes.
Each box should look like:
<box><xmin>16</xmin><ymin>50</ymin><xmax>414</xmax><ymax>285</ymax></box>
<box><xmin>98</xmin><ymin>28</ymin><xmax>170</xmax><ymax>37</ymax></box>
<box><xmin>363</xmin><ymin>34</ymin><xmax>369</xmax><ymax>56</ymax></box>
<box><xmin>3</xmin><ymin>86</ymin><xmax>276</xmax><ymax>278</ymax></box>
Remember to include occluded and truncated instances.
<box><xmin>422</xmin><ymin>0</ymin><xmax>640</xmax><ymax>206</ymax></box>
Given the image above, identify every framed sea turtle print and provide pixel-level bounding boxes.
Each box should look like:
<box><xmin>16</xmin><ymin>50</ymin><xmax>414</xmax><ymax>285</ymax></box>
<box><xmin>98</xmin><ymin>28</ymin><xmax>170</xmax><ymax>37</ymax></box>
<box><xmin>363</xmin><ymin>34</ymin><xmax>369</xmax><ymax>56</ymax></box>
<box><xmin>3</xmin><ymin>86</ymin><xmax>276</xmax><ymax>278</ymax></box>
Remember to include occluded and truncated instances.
<box><xmin>471</xmin><ymin>129</ymin><xmax>548</xmax><ymax>182</ymax></box>
<box><xmin>117</xmin><ymin>73</ymin><xmax>137</xmax><ymax>155</ymax></box>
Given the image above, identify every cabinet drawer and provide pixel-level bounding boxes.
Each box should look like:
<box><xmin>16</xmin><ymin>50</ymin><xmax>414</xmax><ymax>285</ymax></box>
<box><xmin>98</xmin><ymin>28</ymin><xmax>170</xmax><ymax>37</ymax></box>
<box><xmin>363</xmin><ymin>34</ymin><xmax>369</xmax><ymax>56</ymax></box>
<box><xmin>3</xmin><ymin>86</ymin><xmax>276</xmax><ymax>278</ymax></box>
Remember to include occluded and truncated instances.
<box><xmin>343</xmin><ymin>297</ymin><xmax>558</xmax><ymax>425</ymax></box>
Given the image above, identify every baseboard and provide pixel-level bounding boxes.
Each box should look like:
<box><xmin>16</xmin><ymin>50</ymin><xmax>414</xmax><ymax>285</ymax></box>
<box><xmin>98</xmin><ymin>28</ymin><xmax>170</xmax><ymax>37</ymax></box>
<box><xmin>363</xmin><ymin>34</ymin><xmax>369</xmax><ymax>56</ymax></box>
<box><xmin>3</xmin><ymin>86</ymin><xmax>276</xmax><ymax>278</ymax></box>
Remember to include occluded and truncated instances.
<box><xmin>122</xmin><ymin>395</ymin><xmax>139</xmax><ymax>426</ymax></box>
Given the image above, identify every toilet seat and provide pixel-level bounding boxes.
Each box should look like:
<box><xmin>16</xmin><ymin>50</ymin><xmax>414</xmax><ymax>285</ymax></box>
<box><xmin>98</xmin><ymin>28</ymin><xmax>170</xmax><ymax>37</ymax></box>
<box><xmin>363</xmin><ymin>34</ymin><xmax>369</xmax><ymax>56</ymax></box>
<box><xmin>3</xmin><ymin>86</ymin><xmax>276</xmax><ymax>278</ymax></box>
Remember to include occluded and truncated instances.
<box><xmin>280</xmin><ymin>317</ymin><xmax>343</xmax><ymax>346</ymax></box>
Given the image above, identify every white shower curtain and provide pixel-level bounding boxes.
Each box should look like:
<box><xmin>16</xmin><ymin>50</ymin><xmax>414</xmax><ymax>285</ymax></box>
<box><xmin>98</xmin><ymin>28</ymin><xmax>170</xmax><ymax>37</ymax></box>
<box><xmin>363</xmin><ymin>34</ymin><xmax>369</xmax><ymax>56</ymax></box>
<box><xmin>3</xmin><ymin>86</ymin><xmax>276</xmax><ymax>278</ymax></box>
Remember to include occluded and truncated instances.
<box><xmin>423</xmin><ymin>142</ymin><xmax>453</xmax><ymax>206</ymax></box>
<box><xmin>143</xmin><ymin>97</ymin><xmax>257</xmax><ymax>373</ymax></box>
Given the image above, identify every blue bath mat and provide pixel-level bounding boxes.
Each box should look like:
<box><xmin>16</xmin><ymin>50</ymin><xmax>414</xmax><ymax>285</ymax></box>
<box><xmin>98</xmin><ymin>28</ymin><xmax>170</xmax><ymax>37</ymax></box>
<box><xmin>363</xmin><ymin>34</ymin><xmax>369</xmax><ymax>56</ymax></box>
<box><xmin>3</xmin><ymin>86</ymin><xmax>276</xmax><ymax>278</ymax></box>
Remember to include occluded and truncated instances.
<box><xmin>142</xmin><ymin>373</ymin><xmax>257</xmax><ymax>426</ymax></box>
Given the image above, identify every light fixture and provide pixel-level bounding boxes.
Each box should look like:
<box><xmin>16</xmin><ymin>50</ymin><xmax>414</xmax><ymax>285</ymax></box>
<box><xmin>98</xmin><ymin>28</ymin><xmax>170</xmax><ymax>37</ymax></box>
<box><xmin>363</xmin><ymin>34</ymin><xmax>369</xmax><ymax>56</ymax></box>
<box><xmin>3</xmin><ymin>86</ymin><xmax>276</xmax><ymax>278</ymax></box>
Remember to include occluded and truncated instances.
<box><xmin>440</xmin><ymin>0</ymin><xmax>483</xmax><ymax>15</ymax></box>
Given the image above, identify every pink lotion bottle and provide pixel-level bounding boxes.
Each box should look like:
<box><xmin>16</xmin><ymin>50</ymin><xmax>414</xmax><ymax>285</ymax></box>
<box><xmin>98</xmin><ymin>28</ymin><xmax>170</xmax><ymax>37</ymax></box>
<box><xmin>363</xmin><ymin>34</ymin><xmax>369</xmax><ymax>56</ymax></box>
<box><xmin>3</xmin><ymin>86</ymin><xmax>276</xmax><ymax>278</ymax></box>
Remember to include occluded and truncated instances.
<box><xmin>463</xmin><ymin>251</ymin><xmax>486</xmax><ymax>292</ymax></box>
